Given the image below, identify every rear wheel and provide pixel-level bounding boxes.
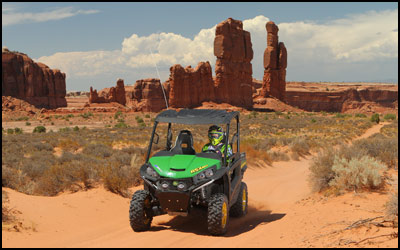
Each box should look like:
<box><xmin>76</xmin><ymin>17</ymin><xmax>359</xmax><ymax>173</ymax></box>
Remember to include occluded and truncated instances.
<box><xmin>129</xmin><ymin>190</ymin><xmax>153</xmax><ymax>232</ymax></box>
<box><xmin>230</xmin><ymin>182</ymin><xmax>248</xmax><ymax>217</ymax></box>
<box><xmin>207</xmin><ymin>193</ymin><xmax>229</xmax><ymax>235</ymax></box>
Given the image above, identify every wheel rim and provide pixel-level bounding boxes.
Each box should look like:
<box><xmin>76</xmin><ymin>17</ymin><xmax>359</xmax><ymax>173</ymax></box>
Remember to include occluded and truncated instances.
<box><xmin>242</xmin><ymin>189</ymin><xmax>247</xmax><ymax>212</ymax></box>
<box><xmin>221</xmin><ymin>202</ymin><xmax>227</xmax><ymax>228</ymax></box>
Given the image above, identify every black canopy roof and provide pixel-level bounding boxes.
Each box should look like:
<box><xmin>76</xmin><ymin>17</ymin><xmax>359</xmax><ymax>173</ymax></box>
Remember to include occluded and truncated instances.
<box><xmin>155</xmin><ymin>109</ymin><xmax>239</xmax><ymax>125</ymax></box>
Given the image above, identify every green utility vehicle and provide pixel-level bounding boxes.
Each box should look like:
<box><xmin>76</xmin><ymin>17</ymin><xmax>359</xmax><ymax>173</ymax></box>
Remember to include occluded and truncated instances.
<box><xmin>129</xmin><ymin>109</ymin><xmax>248</xmax><ymax>235</ymax></box>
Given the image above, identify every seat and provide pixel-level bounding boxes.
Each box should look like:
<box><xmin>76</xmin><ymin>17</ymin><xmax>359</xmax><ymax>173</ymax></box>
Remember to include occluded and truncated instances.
<box><xmin>171</xmin><ymin>130</ymin><xmax>196</xmax><ymax>155</ymax></box>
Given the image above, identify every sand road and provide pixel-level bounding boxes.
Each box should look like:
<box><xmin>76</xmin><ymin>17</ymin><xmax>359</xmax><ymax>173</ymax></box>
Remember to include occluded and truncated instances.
<box><xmin>2</xmin><ymin>122</ymin><xmax>397</xmax><ymax>248</ymax></box>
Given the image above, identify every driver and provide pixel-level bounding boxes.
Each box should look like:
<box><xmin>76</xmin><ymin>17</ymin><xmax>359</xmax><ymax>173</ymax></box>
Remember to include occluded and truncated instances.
<box><xmin>202</xmin><ymin>125</ymin><xmax>233</xmax><ymax>159</ymax></box>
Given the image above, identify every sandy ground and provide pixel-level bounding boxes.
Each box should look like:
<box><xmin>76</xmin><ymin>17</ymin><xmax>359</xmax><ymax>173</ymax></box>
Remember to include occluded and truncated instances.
<box><xmin>2</xmin><ymin>123</ymin><xmax>398</xmax><ymax>248</ymax></box>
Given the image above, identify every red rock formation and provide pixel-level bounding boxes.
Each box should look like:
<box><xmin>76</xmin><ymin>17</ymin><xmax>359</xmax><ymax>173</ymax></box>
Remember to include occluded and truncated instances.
<box><xmin>214</xmin><ymin>18</ymin><xmax>253</xmax><ymax>108</ymax></box>
<box><xmin>167</xmin><ymin>62</ymin><xmax>215</xmax><ymax>108</ymax></box>
<box><xmin>285</xmin><ymin>82</ymin><xmax>398</xmax><ymax>113</ymax></box>
<box><xmin>261</xmin><ymin>21</ymin><xmax>287</xmax><ymax>101</ymax></box>
<box><xmin>2</xmin><ymin>49</ymin><xmax>67</xmax><ymax>109</ymax></box>
<box><xmin>126</xmin><ymin>78</ymin><xmax>167</xmax><ymax>112</ymax></box>
<box><xmin>89</xmin><ymin>78</ymin><xmax>126</xmax><ymax>105</ymax></box>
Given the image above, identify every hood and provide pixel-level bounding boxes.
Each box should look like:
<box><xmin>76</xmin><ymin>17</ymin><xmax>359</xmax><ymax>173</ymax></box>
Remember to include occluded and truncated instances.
<box><xmin>149</xmin><ymin>154</ymin><xmax>220</xmax><ymax>179</ymax></box>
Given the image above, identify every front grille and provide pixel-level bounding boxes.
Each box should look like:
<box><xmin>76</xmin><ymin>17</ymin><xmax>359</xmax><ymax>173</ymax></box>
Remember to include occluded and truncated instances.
<box><xmin>157</xmin><ymin>178</ymin><xmax>192</xmax><ymax>191</ymax></box>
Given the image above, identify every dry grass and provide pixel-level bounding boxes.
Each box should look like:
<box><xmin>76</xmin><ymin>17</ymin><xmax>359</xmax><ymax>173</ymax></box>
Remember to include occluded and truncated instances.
<box><xmin>2</xmin><ymin>111</ymin><xmax>386</xmax><ymax>197</ymax></box>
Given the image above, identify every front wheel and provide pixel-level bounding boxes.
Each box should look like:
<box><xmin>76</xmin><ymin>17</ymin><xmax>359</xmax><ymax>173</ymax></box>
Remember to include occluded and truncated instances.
<box><xmin>129</xmin><ymin>190</ymin><xmax>153</xmax><ymax>232</ymax></box>
<box><xmin>230</xmin><ymin>182</ymin><xmax>248</xmax><ymax>217</ymax></box>
<box><xmin>207</xmin><ymin>193</ymin><xmax>229</xmax><ymax>235</ymax></box>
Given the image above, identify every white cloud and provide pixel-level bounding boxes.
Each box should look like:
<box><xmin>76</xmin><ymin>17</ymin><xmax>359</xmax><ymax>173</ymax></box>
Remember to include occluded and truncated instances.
<box><xmin>2</xmin><ymin>5</ymin><xmax>100</xmax><ymax>26</ymax></box>
<box><xmin>36</xmin><ymin>9</ymin><xmax>398</xmax><ymax>90</ymax></box>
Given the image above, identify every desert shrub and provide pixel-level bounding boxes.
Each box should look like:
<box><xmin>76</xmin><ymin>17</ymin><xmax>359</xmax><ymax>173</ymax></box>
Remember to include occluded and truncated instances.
<box><xmin>16</xmin><ymin>116</ymin><xmax>29</xmax><ymax>121</ymax></box>
<box><xmin>66</xmin><ymin>114</ymin><xmax>74</xmax><ymax>118</ymax></box>
<box><xmin>136</xmin><ymin>117</ymin><xmax>144</xmax><ymax>124</ymax></box>
<box><xmin>384</xmin><ymin>113</ymin><xmax>396</xmax><ymax>121</ymax></box>
<box><xmin>311</xmin><ymin>118</ymin><xmax>316</xmax><ymax>123</ymax></box>
<box><xmin>82</xmin><ymin>143</ymin><xmax>113</xmax><ymax>158</ymax></box>
<box><xmin>145</xmin><ymin>114</ymin><xmax>150</xmax><ymax>118</ymax></box>
<box><xmin>115</xmin><ymin>122</ymin><xmax>128</xmax><ymax>128</ymax></box>
<box><xmin>309</xmin><ymin>149</ymin><xmax>337</xmax><ymax>192</ymax></box>
<box><xmin>329</xmin><ymin>155</ymin><xmax>387</xmax><ymax>191</ymax></box>
<box><xmin>371</xmin><ymin>113</ymin><xmax>380</xmax><ymax>123</ymax></box>
<box><xmin>385</xmin><ymin>192</ymin><xmax>398</xmax><ymax>220</ymax></box>
<box><xmin>58</xmin><ymin>138</ymin><xmax>81</xmax><ymax>152</ymax></box>
<box><xmin>73</xmin><ymin>126</ymin><xmax>80</xmax><ymax>131</ymax></box>
<box><xmin>2</xmin><ymin>190</ymin><xmax>14</xmax><ymax>223</ymax></box>
<box><xmin>6</xmin><ymin>128</ymin><xmax>14</xmax><ymax>134</ymax></box>
<box><xmin>355</xmin><ymin>113</ymin><xmax>367</xmax><ymax>118</ymax></box>
<box><xmin>12</xmin><ymin>128</ymin><xmax>23</xmax><ymax>134</ymax></box>
<box><xmin>352</xmin><ymin>134</ymin><xmax>398</xmax><ymax>169</ymax></box>
<box><xmin>110</xmin><ymin>151</ymin><xmax>132</xmax><ymax>166</ymax></box>
<box><xmin>33</xmin><ymin>126</ymin><xmax>46</xmax><ymax>133</ymax></box>
<box><xmin>114</xmin><ymin>111</ymin><xmax>123</xmax><ymax>119</ymax></box>
<box><xmin>80</xmin><ymin>112</ymin><xmax>93</xmax><ymax>119</ymax></box>
<box><xmin>101</xmin><ymin>159</ymin><xmax>141</xmax><ymax>197</ymax></box>
<box><xmin>25</xmin><ymin>121</ymin><xmax>31</xmax><ymax>126</ymax></box>
<box><xmin>32</xmin><ymin>141</ymin><xmax>54</xmax><ymax>151</ymax></box>
<box><xmin>290</xmin><ymin>137</ymin><xmax>310</xmax><ymax>159</ymax></box>
<box><xmin>335</xmin><ymin>113</ymin><xmax>347</xmax><ymax>118</ymax></box>
<box><xmin>268</xmin><ymin>151</ymin><xmax>290</xmax><ymax>162</ymax></box>
<box><xmin>380</xmin><ymin>121</ymin><xmax>398</xmax><ymax>138</ymax></box>
<box><xmin>59</xmin><ymin>127</ymin><xmax>72</xmax><ymax>132</ymax></box>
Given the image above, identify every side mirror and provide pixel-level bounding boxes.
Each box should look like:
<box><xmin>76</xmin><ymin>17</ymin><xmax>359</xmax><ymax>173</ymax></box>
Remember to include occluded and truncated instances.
<box><xmin>153</xmin><ymin>132</ymin><xmax>159</xmax><ymax>144</ymax></box>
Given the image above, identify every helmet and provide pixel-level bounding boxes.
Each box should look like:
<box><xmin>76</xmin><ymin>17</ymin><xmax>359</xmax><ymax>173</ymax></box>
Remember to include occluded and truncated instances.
<box><xmin>208</xmin><ymin>125</ymin><xmax>224</xmax><ymax>146</ymax></box>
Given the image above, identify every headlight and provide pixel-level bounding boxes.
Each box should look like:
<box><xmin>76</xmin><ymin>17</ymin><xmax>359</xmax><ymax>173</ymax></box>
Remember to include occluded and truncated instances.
<box><xmin>205</xmin><ymin>168</ymin><xmax>214</xmax><ymax>178</ymax></box>
<box><xmin>161</xmin><ymin>181</ymin><xmax>169</xmax><ymax>189</ymax></box>
<box><xmin>146</xmin><ymin>166</ymin><xmax>158</xmax><ymax>178</ymax></box>
<box><xmin>177</xmin><ymin>182</ymin><xmax>186</xmax><ymax>191</ymax></box>
<box><xmin>198</xmin><ymin>172</ymin><xmax>206</xmax><ymax>180</ymax></box>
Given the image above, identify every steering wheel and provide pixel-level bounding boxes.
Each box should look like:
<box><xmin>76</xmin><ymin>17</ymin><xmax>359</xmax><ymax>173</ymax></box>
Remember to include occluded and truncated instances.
<box><xmin>203</xmin><ymin>149</ymin><xmax>218</xmax><ymax>154</ymax></box>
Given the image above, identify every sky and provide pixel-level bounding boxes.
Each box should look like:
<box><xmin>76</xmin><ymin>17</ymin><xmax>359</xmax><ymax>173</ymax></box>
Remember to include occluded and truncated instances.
<box><xmin>2</xmin><ymin>2</ymin><xmax>398</xmax><ymax>91</ymax></box>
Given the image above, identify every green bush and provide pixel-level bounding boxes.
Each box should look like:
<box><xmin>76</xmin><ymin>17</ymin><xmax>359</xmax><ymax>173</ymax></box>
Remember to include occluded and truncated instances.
<box><xmin>81</xmin><ymin>112</ymin><xmax>93</xmax><ymax>119</ymax></box>
<box><xmin>13</xmin><ymin>128</ymin><xmax>23</xmax><ymax>134</ymax></box>
<box><xmin>371</xmin><ymin>113</ymin><xmax>380</xmax><ymax>124</ymax></box>
<box><xmin>115</xmin><ymin>122</ymin><xmax>128</xmax><ymax>128</ymax></box>
<box><xmin>73</xmin><ymin>126</ymin><xmax>80</xmax><ymax>131</ymax></box>
<box><xmin>25</xmin><ymin>122</ymin><xmax>31</xmax><ymax>126</ymax></box>
<box><xmin>6</xmin><ymin>128</ymin><xmax>14</xmax><ymax>134</ymax></box>
<box><xmin>114</xmin><ymin>111</ymin><xmax>123</xmax><ymax>119</ymax></box>
<box><xmin>136</xmin><ymin>117</ymin><xmax>144</xmax><ymax>124</ymax></box>
<box><xmin>355</xmin><ymin>113</ymin><xmax>367</xmax><ymax>118</ymax></box>
<box><xmin>145</xmin><ymin>114</ymin><xmax>150</xmax><ymax>118</ymax></box>
<box><xmin>33</xmin><ymin>126</ymin><xmax>46</xmax><ymax>133</ymax></box>
<box><xmin>311</xmin><ymin>118</ymin><xmax>316</xmax><ymax>123</ymax></box>
<box><xmin>384</xmin><ymin>113</ymin><xmax>396</xmax><ymax>121</ymax></box>
<box><xmin>16</xmin><ymin>116</ymin><xmax>29</xmax><ymax>121</ymax></box>
<box><xmin>329</xmin><ymin>155</ymin><xmax>387</xmax><ymax>191</ymax></box>
<box><xmin>59</xmin><ymin>127</ymin><xmax>72</xmax><ymax>132</ymax></box>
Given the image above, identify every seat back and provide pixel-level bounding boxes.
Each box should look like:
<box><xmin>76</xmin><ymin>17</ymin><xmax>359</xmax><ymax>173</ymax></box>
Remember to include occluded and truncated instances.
<box><xmin>171</xmin><ymin>130</ymin><xmax>196</xmax><ymax>155</ymax></box>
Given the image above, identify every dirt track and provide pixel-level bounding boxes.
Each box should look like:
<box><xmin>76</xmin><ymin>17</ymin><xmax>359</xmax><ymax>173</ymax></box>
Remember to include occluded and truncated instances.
<box><xmin>2</xmin><ymin>123</ymin><xmax>398</xmax><ymax>248</ymax></box>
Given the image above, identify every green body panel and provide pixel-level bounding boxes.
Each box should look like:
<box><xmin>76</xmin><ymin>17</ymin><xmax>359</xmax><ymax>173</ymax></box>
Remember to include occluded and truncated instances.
<box><xmin>149</xmin><ymin>155</ymin><xmax>221</xmax><ymax>179</ymax></box>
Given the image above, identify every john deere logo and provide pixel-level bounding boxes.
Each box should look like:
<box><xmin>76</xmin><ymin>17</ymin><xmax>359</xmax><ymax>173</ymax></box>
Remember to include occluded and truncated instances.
<box><xmin>190</xmin><ymin>165</ymin><xmax>208</xmax><ymax>174</ymax></box>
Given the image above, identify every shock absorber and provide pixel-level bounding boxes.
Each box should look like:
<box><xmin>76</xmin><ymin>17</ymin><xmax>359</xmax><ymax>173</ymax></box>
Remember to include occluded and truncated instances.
<box><xmin>200</xmin><ymin>186</ymin><xmax>207</xmax><ymax>200</ymax></box>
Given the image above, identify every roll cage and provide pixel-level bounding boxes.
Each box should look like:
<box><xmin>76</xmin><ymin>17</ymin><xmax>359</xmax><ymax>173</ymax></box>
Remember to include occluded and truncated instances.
<box><xmin>146</xmin><ymin>109</ymin><xmax>240</xmax><ymax>167</ymax></box>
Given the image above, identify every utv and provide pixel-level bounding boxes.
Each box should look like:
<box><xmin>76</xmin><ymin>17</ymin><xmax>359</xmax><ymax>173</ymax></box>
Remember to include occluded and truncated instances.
<box><xmin>129</xmin><ymin>109</ymin><xmax>248</xmax><ymax>235</ymax></box>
